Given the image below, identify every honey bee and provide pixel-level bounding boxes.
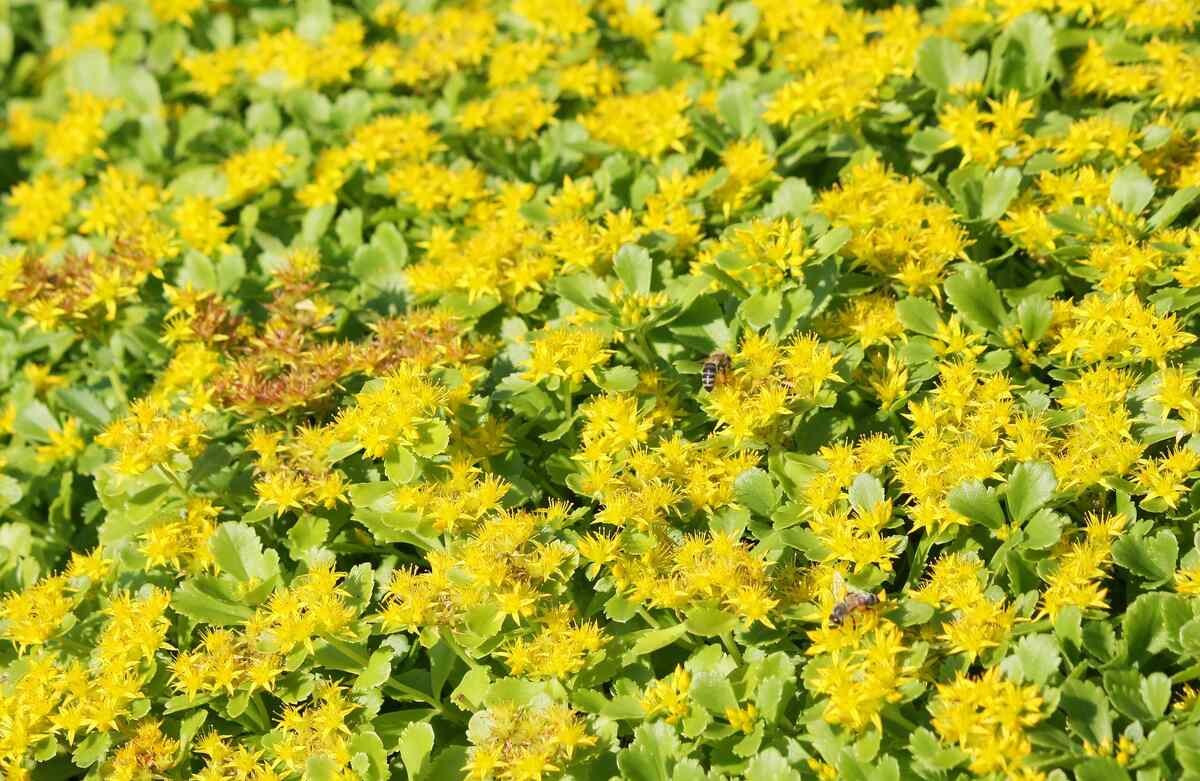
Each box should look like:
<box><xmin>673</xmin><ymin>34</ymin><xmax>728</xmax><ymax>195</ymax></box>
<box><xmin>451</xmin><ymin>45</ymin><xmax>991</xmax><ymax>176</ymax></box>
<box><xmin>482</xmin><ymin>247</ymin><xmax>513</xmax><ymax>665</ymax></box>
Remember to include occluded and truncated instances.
<box><xmin>829</xmin><ymin>571</ymin><xmax>880</xmax><ymax>626</ymax></box>
<box><xmin>700</xmin><ymin>351</ymin><xmax>732</xmax><ymax>392</ymax></box>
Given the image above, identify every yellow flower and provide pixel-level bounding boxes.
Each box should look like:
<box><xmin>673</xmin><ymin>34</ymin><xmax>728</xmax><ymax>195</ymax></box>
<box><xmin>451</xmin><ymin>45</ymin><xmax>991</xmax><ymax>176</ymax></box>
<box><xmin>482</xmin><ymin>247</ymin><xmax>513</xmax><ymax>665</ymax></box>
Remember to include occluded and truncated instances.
<box><xmin>458</xmin><ymin>86</ymin><xmax>557</xmax><ymax>141</ymax></box>
<box><xmin>221</xmin><ymin>142</ymin><xmax>295</xmax><ymax>203</ymax></box>
<box><xmin>23</xmin><ymin>363</ymin><xmax>66</xmax><ymax>395</ymax></box>
<box><xmin>149</xmin><ymin>0</ymin><xmax>206</xmax><ymax>26</ymax></box>
<box><xmin>931</xmin><ymin>667</ymin><xmax>1044</xmax><ymax>777</ymax></box>
<box><xmin>49</xmin><ymin>3</ymin><xmax>126</xmax><ymax>63</ymax></box>
<box><xmin>172</xmin><ymin>195</ymin><xmax>233</xmax><ymax>256</ymax></box>
<box><xmin>579</xmin><ymin>87</ymin><xmax>692</xmax><ymax>159</ymax></box>
<box><xmin>724</xmin><ymin>703</ymin><xmax>758</xmax><ymax>733</ymax></box>
<box><xmin>673</xmin><ymin>11</ymin><xmax>743</xmax><ymax>79</ymax></box>
<box><xmin>641</xmin><ymin>665</ymin><xmax>691</xmax><ymax>723</ymax></box>
<box><xmin>4</xmin><ymin>173</ymin><xmax>84</xmax><ymax>243</ymax></box>
<box><xmin>181</xmin><ymin>49</ymin><xmax>241</xmax><ymax>96</ymax></box>
<box><xmin>1176</xmin><ymin>565</ymin><xmax>1200</xmax><ymax>595</ymax></box>
<box><xmin>254</xmin><ymin>470</ymin><xmax>309</xmax><ymax>517</ymax></box>
<box><xmin>0</xmin><ymin>574</ymin><xmax>76</xmax><ymax>649</ymax></box>
<box><xmin>36</xmin><ymin>418</ymin><xmax>85</xmax><ymax>464</ymax></box>
<box><xmin>45</xmin><ymin>91</ymin><xmax>119</xmax><ymax>168</ymax></box>
<box><xmin>522</xmin><ymin>326</ymin><xmax>613</xmax><ymax>386</ymax></box>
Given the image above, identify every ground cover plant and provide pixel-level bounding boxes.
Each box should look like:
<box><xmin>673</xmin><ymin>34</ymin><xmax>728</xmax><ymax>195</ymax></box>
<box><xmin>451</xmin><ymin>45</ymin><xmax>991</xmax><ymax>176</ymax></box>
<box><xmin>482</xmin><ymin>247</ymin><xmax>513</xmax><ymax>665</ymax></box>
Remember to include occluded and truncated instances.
<box><xmin>2</xmin><ymin>0</ymin><xmax>1200</xmax><ymax>778</ymax></box>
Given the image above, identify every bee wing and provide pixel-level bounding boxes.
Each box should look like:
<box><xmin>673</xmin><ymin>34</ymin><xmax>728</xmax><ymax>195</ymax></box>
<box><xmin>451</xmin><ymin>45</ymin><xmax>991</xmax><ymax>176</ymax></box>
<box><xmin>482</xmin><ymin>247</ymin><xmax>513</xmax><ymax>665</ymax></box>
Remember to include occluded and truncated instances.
<box><xmin>830</xmin><ymin>570</ymin><xmax>846</xmax><ymax>601</ymax></box>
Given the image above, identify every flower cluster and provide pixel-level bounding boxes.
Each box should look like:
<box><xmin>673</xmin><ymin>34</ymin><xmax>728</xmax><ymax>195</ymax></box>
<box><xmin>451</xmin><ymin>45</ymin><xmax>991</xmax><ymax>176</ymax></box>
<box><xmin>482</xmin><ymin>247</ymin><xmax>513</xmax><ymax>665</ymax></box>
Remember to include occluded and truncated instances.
<box><xmin>931</xmin><ymin>668</ymin><xmax>1045</xmax><ymax>779</ymax></box>
<box><xmin>2</xmin><ymin>0</ymin><xmax>1200</xmax><ymax>779</ymax></box>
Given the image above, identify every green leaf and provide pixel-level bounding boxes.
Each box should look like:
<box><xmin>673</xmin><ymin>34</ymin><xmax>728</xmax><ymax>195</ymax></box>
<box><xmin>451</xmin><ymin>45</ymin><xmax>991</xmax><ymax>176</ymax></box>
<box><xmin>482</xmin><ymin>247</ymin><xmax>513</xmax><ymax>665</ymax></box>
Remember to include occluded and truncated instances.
<box><xmin>916</xmin><ymin>38</ymin><xmax>970</xmax><ymax>93</ymax></box>
<box><xmin>765</xmin><ymin>178</ymin><xmax>813</xmax><ymax>219</ymax></box>
<box><xmin>987</xmin><ymin>12</ymin><xmax>1056</xmax><ymax>96</ymax></box>
<box><xmin>1058</xmin><ymin>679</ymin><xmax>1111</xmax><ymax>745</ymax></box>
<box><xmin>354</xmin><ymin>649</ymin><xmax>393</xmax><ymax>692</ymax></box>
<box><xmin>1147</xmin><ymin>185</ymin><xmax>1200</xmax><ymax>230</ymax></box>
<box><xmin>895</xmin><ymin>297</ymin><xmax>942</xmax><ymax>337</ymax></box>
<box><xmin>450</xmin><ymin>666</ymin><xmax>491</xmax><ymax>710</ymax></box>
<box><xmin>430</xmin><ymin>639</ymin><xmax>456</xmax><ymax>699</ymax></box>
<box><xmin>1178</xmin><ymin>725</ymin><xmax>1200</xmax><ymax>773</ymax></box>
<box><xmin>286</xmin><ymin>515</ymin><xmax>330</xmax><ymax>560</ymax></box>
<box><xmin>414</xmin><ymin>419</ymin><xmax>451</xmax><ymax>457</ymax></box>
<box><xmin>1141</xmin><ymin>671</ymin><xmax>1171</xmax><ymax>718</ymax></box>
<box><xmin>72</xmin><ymin>732</ymin><xmax>111</xmax><ymax>768</ymax></box>
<box><xmin>209</xmin><ymin>522</ymin><xmax>281</xmax><ymax>584</ymax></box>
<box><xmin>745</xmin><ymin>749</ymin><xmax>803</xmax><ymax>781</ymax></box>
<box><xmin>813</xmin><ymin>226</ymin><xmax>852</xmax><ymax>259</ymax></box>
<box><xmin>67</xmin><ymin>49</ymin><xmax>117</xmax><ymax>97</ymax></box>
<box><xmin>1075</xmin><ymin>759</ymin><xmax>1130</xmax><ymax>781</ymax></box>
<box><xmin>297</xmin><ymin>0</ymin><xmax>333</xmax><ymax>40</ymax></box>
<box><xmin>1104</xmin><ymin>669</ymin><xmax>1153</xmax><ymax>721</ymax></box>
<box><xmin>0</xmin><ymin>475</ymin><xmax>24</xmax><ymax>514</ymax></box>
<box><xmin>173</xmin><ymin>578</ymin><xmax>253</xmax><ymax>626</ymax></box>
<box><xmin>752</xmin><ymin>653</ymin><xmax>795</xmax><ymax>723</ymax></box>
<box><xmin>947</xmin><ymin>480</ymin><xmax>1004</xmax><ymax>529</ymax></box>
<box><xmin>685</xmin><ymin>606</ymin><xmax>738</xmax><ymax>637</ymax></box>
<box><xmin>598</xmin><ymin>365</ymin><xmax>640</xmax><ymax>392</ymax></box>
<box><xmin>55</xmin><ymin>388</ymin><xmax>112</xmax><ymax>428</ymax></box>
<box><xmin>557</xmin><ymin>272</ymin><xmax>612</xmax><ymax>312</ymax></box>
<box><xmin>1181</xmin><ymin>618</ymin><xmax>1200</xmax><ymax>657</ymax></box>
<box><xmin>979</xmin><ymin>167</ymin><xmax>1022</xmax><ymax>222</ymax></box>
<box><xmin>1082</xmin><ymin>620</ymin><xmax>1118</xmax><ymax>663</ymax></box>
<box><xmin>626</xmin><ymin>623</ymin><xmax>689</xmax><ymax>660</ymax></box>
<box><xmin>1016</xmin><ymin>296</ymin><xmax>1053</xmax><ymax>342</ymax></box>
<box><xmin>669</xmin><ymin>295</ymin><xmax>731</xmax><ymax>352</ymax></box>
<box><xmin>948</xmin><ymin>165</ymin><xmax>1020</xmax><ymax>222</ymax></box>
<box><xmin>306</xmin><ymin>756</ymin><xmax>338</xmax><ymax>781</ymax></box>
<box><xmin>689</xmin><ymin>671</ymin><xmax>737</xmax><ymax>713</ymax></box>
<box><xmin>1133</xmin><ymin>723</ymin><xmax>1175</xmax><ymax>769</ymax></box>
<box><xmin>734</xmin><ymin>468</ymin><xmax>779</xmax><ymax>516</ymax></box>
<box><xmin>336</xmin><ymin>207</ymin><xmax>363</xmax><ymax>250</ymax></box>
<box><xmin>397</xmin><ymin>722</ymin><xmax>435</xmax><ymax>780</ymax></box>
<box><xmin>352</xmin><ymin>223</ymin><xmax>408</xmax><ymax>292</ymax></box>
<box><xmin>301</xmin><ymin>204</ymin><xmax>336</xmax><ymax>245</ymax></box>
<box><xmin>421</xmin><ymin>746</ymin><xmax>471</xmax><ymax>781</ymax></box>
<box><xmin>1110</xmin><ymin>164</ymin><xmax>1155</xmax><ymax>216</ymax></box>
<box><xmin>848</xmin><ymin>474</ymin><xmax>884</xmax><ymax>512</ymax></box>
<box><xmin>739</xmin><ymin>289</ymin><xmax>782</xmax><ymax>331</ymax></box>
<box><xmin>1124</xmin><ymin>593</ymin><xmax>1180</xmax><ymax>658</ymax></box>
<box><xmin>717</xmin><ymin>81</ymin><xmax>757</xmax><ymax>137</ymax></box>
<box><xmin>349</xmin><ymin>730</ymin><xmax>389</xmax><ymax>781</ymax></box>
<box><xmin>179</xmin><ymin>709</ymin><xmax>208</xmax><ymax>747</ymax></box>
<box><xmin>617</xmin><ymin>722</ymin><xmax>679</xmax><ymax>781</ymax></box>
<box><xmin>1004</xmin><ymin>462</ymin><xmax>1056</xmax><ymax>523</ymax></box>
<box><xmin>14</xmin><ymin>400</ymin><xmax>58</xmax><ymax>441</ymax></box>
<box><xmin>615</xmin><ymin>244</ymin><xmax>653</xmax><ymax>295</ymax></box>
<box><xmin>944</xmin><ymin>264</ymin><xmax>1006</xmax><ymax>332</ymax></box>
<box><xmin>343</xmin><ymin>563</ymin><xmax>374</xmax><ymax>614</ymax></box>
<box><xmin>1112</xmin><ymin>529</ymin><xmax>1177</xmax><ymax>585</ymax></box>
<box><xmin>1013</xmin><ymin>633</ymin><xmax>1060</xmax><ymax>685</ymax></box>
<box><xmin>909</xmin><ymin>727</ymin><xmax>967</xmax><ymax>773</ymax></box>
<box><xmin>1021</xmin><ymin>509</ymin><xmax>1064</xmax><ymax>549</ymax></box>
<box><xmin>0</xmin><ymin>23</ymin><xmax>11</xmax><ymax>67</ymax></box>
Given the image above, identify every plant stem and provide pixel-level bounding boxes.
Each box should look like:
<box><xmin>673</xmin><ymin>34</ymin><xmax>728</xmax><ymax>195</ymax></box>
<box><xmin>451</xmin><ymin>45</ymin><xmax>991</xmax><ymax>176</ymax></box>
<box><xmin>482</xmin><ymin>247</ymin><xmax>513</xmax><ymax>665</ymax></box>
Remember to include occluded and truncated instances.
<box><xmin>383</xmin><ymin>679</ymin><xmax>444</xmax><ymax>711</ymax></box>
<box><xmin>156</xmin><ymin>464</ymin><xmax>188</xmax><ymax>496</ymax></box>
<box><xmin>883</xmin><ymin>707</ymin><xmax>918</xmax><ymax>732</ymax></box>
<box><xmin>905</xmin><ymin>534</ymin><xmax>933</xmax><ymax>590</ymax></box>
<box><xmin>108</xmin><ymin>366</ymin><xmax>128</xmax><ymax>408</ymax></box>
<box><xmin>720</xmin><ymin>630</ymin><xmax>743</xmax><ymax>665</ymax></box>
<box><xmin>441</xmin><ymin>630</ymin><xmax>482</xmax><ymax>671</ymax></box>
<box><xmin>637</xmin><ymin>607</ymin><xmax>661</xmax><ymax>629</ymax></box>
<box><xmin>247</xmin><ymin>693</ymin><xmax>271</xmax><ymax>732</ymax></box>
<box><xmin>1173</xmin><ymin>662</ymin><xmax>1200</xmax><ymax>684</ymax></box>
